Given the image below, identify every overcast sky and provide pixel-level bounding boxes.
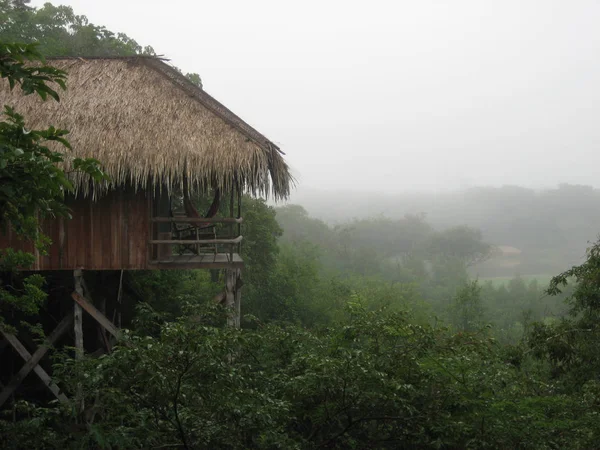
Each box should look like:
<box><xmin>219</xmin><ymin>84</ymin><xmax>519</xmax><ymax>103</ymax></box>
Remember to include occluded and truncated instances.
<box><xmin>31</xmin><ymin>0</ymin><xmax>600</xmax><ymax>193</ymax></box>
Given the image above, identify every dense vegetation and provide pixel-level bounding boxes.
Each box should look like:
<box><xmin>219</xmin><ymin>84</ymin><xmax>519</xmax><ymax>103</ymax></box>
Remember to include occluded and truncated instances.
<box><xmin>1</xmin><ymin>1</ymin><xmax>599</xmax><ymax>449</ymax></box>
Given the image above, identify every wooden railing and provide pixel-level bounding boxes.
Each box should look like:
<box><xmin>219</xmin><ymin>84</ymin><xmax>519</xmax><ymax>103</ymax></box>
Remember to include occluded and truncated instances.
<box><xmin>150</xmin><ymin>236</ymin><xmax>243</xmax><ymax>245</ymax></box>
<box><xmin>150</xmin><ymin>216</ymin><xmax>243</xmax><ymax>260</ymax></box>
<box><xmin>151</xmin><ymin>217</ymin><xmax>243</xmax><ymax>224</ymax></box>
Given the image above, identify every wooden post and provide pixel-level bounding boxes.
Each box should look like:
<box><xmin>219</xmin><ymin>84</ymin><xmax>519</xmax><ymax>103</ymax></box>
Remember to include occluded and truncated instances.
<box><xmin>237</xmin><ymin>180</ymin><xmax>242</xmax><ymax>255</ymax></box>
<box><xmin>117</xmin><ymin>269</ymin><xmax>124</xmax><ymax>330</ymax></box>
<box><xmin>73</xmin><ymin>270</ymin><xmax>84</xmax><ymax>358</ymax></box>
<box><xmin>73</xmin><ymin>269</ymin><xmax>85</xmax><ymax>414</ymax></box>
<box><xmin>58</xmin><ymin>217</ymin><xmax>65</xmax><ymax>267</ymax></box>
<box><xmin>234</xmin><ymin>269</ymin><xmax>242</xmax><ymax>328</ymax></box>
<box><xmin>157</xmin><ymin>232</ymin><xmax>172</xmax><ymax>260</ymax></box>
<box><xmin>154</xmin><ymin>186</ymin><xmax>172</xmax><ymax>260</ymax></box>
<box><xmin>71</xmin><ymin>292</ymin><xmax>121</xmax><ymax>339</ymax></box>
<box><xmin>235</xmin><ymin>182</ymin><xmax>242</xmax><ymax>328</ymax></box>
<box><xmin>229</xmin><ymin>185</ymin><xmax>235</xmax><ymax>260</ymax></box>
<box><xmin>225</xmin><ymin>269</ymin><xmax>236</xmax><ymax>328</ymax></box>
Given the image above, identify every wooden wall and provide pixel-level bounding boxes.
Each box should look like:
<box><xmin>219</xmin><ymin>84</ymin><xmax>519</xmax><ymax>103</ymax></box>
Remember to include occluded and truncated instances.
<box><xmin>0</xmin><ymin>189</ymin><xmax>151</xmax><ymax>270</ymax></box>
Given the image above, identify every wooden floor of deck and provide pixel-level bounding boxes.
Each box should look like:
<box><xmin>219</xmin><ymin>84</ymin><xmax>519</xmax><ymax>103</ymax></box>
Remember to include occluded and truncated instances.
<box><xmin>148</xmin><ymin>253</ymin><xmax>244</xmax><ymax>269</ymax></box>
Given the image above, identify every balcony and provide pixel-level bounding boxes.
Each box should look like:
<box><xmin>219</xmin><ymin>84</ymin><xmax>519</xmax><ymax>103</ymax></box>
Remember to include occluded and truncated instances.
<box><xmin>148</xmin><ymin>216</ymin><xmax>244</xmax><ymax>270</ymax></box>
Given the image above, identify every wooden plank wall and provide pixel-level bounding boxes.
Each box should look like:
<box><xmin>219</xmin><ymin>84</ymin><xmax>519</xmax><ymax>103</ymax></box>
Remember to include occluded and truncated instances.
<box><xmin>0</xmin><ymin>189</ymin><xmax>151</xmax><ymax>270</ymax></box>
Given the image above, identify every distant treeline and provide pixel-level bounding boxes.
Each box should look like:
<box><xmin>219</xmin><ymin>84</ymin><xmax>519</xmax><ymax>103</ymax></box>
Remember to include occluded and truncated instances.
<box><xmin>289</xmin><ymin>184</ymin><xmax>599</xmax><ymax>275</ymax></box>
<box><xmin>273</xmin><ymin>204</ymin><xmax>569</xmax><ymax>340</ymax></box>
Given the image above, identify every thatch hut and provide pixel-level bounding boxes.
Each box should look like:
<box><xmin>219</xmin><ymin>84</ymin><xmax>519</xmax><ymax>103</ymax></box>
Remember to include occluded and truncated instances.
<box><xmin>0</xmin><ymin>56</ymin><xmax>292</xmax><ymax>271</ymax></box>
<box><xmin>0</xmin><ymin>56</ymin><xmax>291</xmax><ymax>405</ymax></box>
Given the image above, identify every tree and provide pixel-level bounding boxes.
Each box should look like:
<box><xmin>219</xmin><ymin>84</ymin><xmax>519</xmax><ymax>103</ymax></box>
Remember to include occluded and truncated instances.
<box><xmin>5</xmin><ymin>298</ymin><xmax>598</xmax><ymax>449</ymax></box>
<box><xmin>426</xmin><ymin>226</ymin><xmax>491</xmax><ymax>267</ymax></box>
<box><xmin>451</xmin><ymin>280</ymin><xmax>485</xmax><ymax>332</ymax></box>
<box><xmin>0</xmin><ymin>1</ymin><xmax>155</xmax><ymax>57</ymax></box>
<box><xmin>0</xmin><ymin>41</ymin><xmax>105</xmax><ymax>328</ymax></box>
<box><xmin>185</xmin><ymin>72</ymin><xmax>202</xmax><ymax>89</ymax></box>
<box><xmin>529</xmin><ymin>238</ymin><xmax>600</xmax><ymax>385</ymax></box>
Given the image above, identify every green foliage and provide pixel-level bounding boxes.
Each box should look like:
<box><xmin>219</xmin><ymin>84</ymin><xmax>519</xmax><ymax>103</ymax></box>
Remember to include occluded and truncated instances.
<box><xmin>4</xmin><ymin>303</ymin><xmax>600</xmax><ymax>449</ymax></box>
<box><xmin>0</xmin><ymin>1</ymin><xmax>155</xmax><ymax>57</ymax></box>
<box><xmin>426</xmin><ymin>226</ymin><xmax>492</xmax><ymax>267</ymax></box>
<box><xmin>547</xmin><ymin>240</ymin><xmax>600</xmax><ymax>316</ymax></box>
<box><xmin>0</xmin><ymin>41</ymin><xmax>65</xmax><ymax>97</ymax></box>
<box><xmin>272</xmin><ymin>205</ymin><xmax>568</xmax><ymax>339</ymax></box>
<box><xmin>185</xmin><ymin>72</ymin><xmax>202</xmax><ymax>88</ymax></box>
<box><xmin>126</xmin><ymin>269</ymin><xmax>222</xmax><ymax>328</ymax></box>
<box><xmin>0</xmin><ymin>248</ymin><xmax>46</xmax><ymax>331</ymax></box>
<box><xmin>451</xmin><ymin>280</ymin><xmax>485</xmax><ymax>332</ymax></box>
<box><xmin>527</xmin><ymin>239</ymin><xmax>600</xmax><ymax>386</ymax></box>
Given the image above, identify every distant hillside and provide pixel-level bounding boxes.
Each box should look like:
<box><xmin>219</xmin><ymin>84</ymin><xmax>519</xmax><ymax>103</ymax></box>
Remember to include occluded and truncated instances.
<box><xmin>287</xmin><ymin>184</ymin><xmax>600</xmax><ymax>276</ymax></box>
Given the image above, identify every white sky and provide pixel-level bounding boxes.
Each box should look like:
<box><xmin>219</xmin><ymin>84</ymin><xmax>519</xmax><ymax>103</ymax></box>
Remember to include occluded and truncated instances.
<box><xmin>31</xmin><ymin>0</ymin><xmax>600</xmax><ymax>193</ymax></box>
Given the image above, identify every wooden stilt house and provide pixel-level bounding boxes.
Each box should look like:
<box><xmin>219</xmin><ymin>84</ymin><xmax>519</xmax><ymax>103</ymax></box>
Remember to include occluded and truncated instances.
<box><xmin>0</xmin><ymin>57</ymin><xmax>291</xmax><ymax>407</ymax></box>
<box><xmin>0</xmin><ymin>56</ymin><xmax>291</xmax><ymax>271</ymax></box>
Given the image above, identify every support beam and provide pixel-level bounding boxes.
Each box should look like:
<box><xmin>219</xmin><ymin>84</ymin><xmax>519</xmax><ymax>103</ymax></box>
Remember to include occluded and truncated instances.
<box><xmin>0</xmin><ymin>330</ymin><xmax>68</xmax><ymax>404</ymax></box>
<box><xmin>71</xmin><ymin>292</ymin><xmax>120</xmax><ymax>340</ymax></box>
<box><xmin>0</xmin><ymin>314</ymin><xmax>73</xmax><ymax>407</ymax></box>
<box><xmin>96</xmin><ymin>297</ymin><xmax>111</xmax><ymax>353</ymax></box>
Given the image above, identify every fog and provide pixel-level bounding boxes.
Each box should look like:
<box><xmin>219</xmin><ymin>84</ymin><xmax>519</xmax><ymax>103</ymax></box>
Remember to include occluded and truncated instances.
<box><xmin>31</xmin><ymin>0</ymin><xmax>600</xmax><ymax>193</ymax></box>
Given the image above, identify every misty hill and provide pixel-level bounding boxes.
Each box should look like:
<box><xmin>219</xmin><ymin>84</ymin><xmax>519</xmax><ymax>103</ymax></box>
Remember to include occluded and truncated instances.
<box><xmin>287</xmin><ymin>184</ymin><xmax>600</xmax><ymax>276</ymax></box>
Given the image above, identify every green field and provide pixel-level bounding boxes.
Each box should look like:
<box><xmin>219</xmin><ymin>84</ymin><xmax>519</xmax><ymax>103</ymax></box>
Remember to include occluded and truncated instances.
<box><xmin>478</xmin><ymin>274</ymin><xmax>554</xmax><ymax>288</ymax></box>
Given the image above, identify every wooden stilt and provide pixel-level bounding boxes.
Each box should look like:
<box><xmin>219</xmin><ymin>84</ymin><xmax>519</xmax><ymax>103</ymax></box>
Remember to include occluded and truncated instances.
<box><xmin>71</xmin><ymin>292</ymin><xmax>120</xmax><ymax>339</ymax></box>
<box><xmin>117</xmin><ymin>269</ymin><xmax>123</xmax><ymax>329</ymax></box>
<box><xmin>73</xmin><ymin>269</ymin><xmax>85</xmax><ymax>359</ymax></box>
<box><xmin>222</xmin><ymin>269</ymin><xmax>242</xmax><ymax>328</ymax></box>
<box><xmin>234</xmin><ymin>269</ymin><xmax>242</xmax><ymax>329</ymax></box>
<box><xmin>225</xmin><ymin>269</ymin><xmax>236</xmax><ymax>328</ymax></box>
<box><xmin>0</xmin><ymin>314</ymin><xmax>73</xmax><ymax>407</ymax></box>
<box><xmin>73</xmin><ymin>269</ymin><xmax>85</xmax><ymax>414</ymax></box>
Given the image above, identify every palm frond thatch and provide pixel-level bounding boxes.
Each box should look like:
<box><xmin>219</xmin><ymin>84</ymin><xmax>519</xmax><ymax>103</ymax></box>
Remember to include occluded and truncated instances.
<box><xmin>0</xmin><ymin>56</ymin><xmax>293</xmax><ymax>199</ymax></box>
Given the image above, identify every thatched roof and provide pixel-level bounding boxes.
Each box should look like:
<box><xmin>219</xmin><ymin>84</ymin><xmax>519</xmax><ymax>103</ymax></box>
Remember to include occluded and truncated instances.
<box><xmin>0</xmin><ymin>56</ymin><xmax>292</xmax><ymax>199</ymax></box>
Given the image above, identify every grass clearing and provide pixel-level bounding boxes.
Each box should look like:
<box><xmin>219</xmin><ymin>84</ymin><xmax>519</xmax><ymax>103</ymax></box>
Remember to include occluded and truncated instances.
<box><xmin>478</xmin><ymin>274</ymin><xmax>554</xmax><ymax>288</ymax></box>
